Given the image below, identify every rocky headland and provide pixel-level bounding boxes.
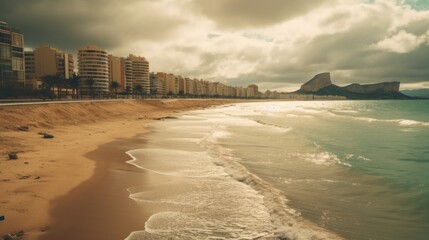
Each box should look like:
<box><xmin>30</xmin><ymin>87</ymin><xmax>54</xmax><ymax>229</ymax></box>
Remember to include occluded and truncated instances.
<box><xmin>296</xmin><ymin>73</ymin><xmax>411</xmax><ymax>99</ymax></box>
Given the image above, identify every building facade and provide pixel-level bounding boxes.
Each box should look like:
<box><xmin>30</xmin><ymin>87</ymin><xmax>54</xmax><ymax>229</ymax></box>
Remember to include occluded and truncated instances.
<box><xmin>126</xmin><ymin>54</ymin><xmax>149</xmax><ymax>95</ymax></box>
<box><xmin>0</xmin><ymin>21</ymin><xmax>25</xmax><ymax>87</ymax></box>
<box><xmin>108</xmin><ymin>54</ymin><xmax>125</xmax><ymax>92</ymax></box>
<box><xmin>78</xmin><ymin>45</ymin><xmax>109</xmax><ymax>94</ymax></box>
<box><xmin>25</xmin><ymin>45</ymin><xmax>74</xmax><ymax>88</ymax></box>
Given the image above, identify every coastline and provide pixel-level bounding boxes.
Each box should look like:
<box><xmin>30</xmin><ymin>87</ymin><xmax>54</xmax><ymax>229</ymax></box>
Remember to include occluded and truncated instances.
<box><xmin>0</xmin><ymin>99</ymin><xmax>238</xmax><ymax>239</ymax></box>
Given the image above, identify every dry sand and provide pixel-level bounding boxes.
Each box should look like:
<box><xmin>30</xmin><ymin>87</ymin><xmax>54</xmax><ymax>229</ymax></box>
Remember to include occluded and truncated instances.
<box><xmin>0</xmin><ymin>99</ymin><xmax>237</xmax><ymax>239</ymax></box>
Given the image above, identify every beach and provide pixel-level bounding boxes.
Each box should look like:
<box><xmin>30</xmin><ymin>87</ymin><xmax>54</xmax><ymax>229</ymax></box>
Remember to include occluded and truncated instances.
<box><xmin>0</xmin><ymin>99</ymin><xmax>236</xmax><ymax>239</ymax></box>
<box><xmin>2</xmin><ymin>99</ymin><xmax>428</xmax><ymax>240</ymax></box>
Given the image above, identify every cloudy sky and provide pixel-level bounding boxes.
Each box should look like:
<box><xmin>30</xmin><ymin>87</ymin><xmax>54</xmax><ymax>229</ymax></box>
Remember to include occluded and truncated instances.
<box><xmin>1</xmin><ymin>0</ymin><xmax>428</xmax><ymax>91</ymax></box>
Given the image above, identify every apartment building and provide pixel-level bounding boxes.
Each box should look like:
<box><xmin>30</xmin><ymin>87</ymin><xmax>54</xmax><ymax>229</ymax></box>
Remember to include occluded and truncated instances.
<box><xmin>78</xmin><ymin>45</ymin><xmax>109</xmax><ymax>94</ymax></box>
<box><xmin>25</xmin><ymin>45</ymin><xmax>74</xmax><ymax>89</ymax></box>
<box><xmin>0</xmin><ymin>21</ymin><xmax>25</xmax><ymax>87</ymax></box>
<box><xmin>126</xmin><ymin>54</ymin><xmax>149</xmax><ymax>95</ymax></box>
<box><xmin>150</xmin><ymin>72</ymin><xmax>164</xmax><ymax>96</ymax></box>
<box><xmin>108</xmin><ymin>54</ymin><xmax>125</xmax><ymax>92</ymax></box>
<box><xmin>247</xmin><ymin>84</ymin><xmax>259</xmax><ymax>98</ymax></box>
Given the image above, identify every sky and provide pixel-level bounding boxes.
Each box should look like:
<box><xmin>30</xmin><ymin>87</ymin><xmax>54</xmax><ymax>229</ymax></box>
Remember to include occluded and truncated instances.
<box><xmin>1</xmin><ymin>0</ymin><xmax>428</xmax><ymax>91</ymax></box>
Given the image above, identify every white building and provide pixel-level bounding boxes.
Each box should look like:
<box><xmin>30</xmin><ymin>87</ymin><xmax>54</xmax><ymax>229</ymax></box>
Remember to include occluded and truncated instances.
<box><xmin>78</xmin><ymin>45</ymin><xmax>109</xmax><ymax>94</ymax></box>
<box><xmin>126</xmin><ymin>54</ymin><xmax>149</xmax><ymax>95</ymax></box>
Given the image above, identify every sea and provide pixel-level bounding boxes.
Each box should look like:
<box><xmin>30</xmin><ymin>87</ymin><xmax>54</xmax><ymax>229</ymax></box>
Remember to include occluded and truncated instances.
<box><xmin>125</xmin><ymin>100</ymin><xmax>429</xmax><ymax>240</ymax></box>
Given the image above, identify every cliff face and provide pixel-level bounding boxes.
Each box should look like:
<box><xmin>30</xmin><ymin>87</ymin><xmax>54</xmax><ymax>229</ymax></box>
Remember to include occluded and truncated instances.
<box><xmin>344</xmin><ymin>82</ymin><xmax>400</xmax><ymax>94</ymax></box>
<box><xmin>300</xmin><ymin>72</ymin><xmax>332</xmax><ymax>92</ymax></box>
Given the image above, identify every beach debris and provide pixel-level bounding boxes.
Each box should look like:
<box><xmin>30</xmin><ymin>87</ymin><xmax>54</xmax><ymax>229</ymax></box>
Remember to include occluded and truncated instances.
<box><xmin>18</xmin><ymin>175</ymin><xmax>31</xmax><ymax>180</ymax></box>
<box><xmin>17</xmin><ymin>126</ymin><xmax>29</xmax><ymax>131</ymax></box>
<box><xmin>8</xmin><ymin>152</ymin><xmax>18</xmax><ymax>160</ymax></box>
<box><xmin>34</xmin><ymin>176</ymin><xmax>41</xmax><ymax>180</ymax></box>
<box><xmin>40</xmin><ymin>226</ymin><xmax>50</xmax><ymax>232</ymax></box>
<box><xmin>42</xmin><ymin>133</ymin><xmax>54</xmax><ymax>139</ymax></box>
<box><xmin>0</xmin><ymin>215</ymin><xmax>4</xmax><ymax>221</ymax></box>
<box><xmin>3</xmin><ymin>230</ymin><xmax>24</xmax><ymax>240</ymax></box>
<box><xmin>152</xmin><ymin>116</ymin><xmax>178</xmax><ymax>121</ymax></box>
<box><xmin>24</xmin><ymin>162</ymin><xmax>29</xmax><ymax>165</ymax></box>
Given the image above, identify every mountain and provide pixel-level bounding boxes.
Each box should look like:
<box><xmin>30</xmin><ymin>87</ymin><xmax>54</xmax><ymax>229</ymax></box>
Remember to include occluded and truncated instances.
<box><xmin>296</xmin><ymin>73</ymin><xmax>412</xmax><ymax>99</ymax></box>
<box><xmin>300</xmin><ymin>72</ymin><xmax>332</xmax><ymax>92</ymax></box>
<box><xmin>401</xmin><ymin>89</ymin><xmax>429</xmax><ymax>98</ymax></box>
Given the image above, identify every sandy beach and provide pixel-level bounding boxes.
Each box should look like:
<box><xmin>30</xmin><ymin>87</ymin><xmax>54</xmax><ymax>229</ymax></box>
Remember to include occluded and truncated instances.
<box><xmin>0</xmin><ymin>99</ymin><xmax>237</xmax><ymax>239</ymax></box>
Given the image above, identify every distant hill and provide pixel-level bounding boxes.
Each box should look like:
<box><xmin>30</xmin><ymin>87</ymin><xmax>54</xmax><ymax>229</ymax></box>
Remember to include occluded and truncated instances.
<box><xmin>295</xmin><ymin>73</ymin><xmax>412</xmax><ymax>100</ymax></box>
<box><xmin>401</xmin><ymin>89</ymin><xmax>429</xmax><ymax>98</ymax></box>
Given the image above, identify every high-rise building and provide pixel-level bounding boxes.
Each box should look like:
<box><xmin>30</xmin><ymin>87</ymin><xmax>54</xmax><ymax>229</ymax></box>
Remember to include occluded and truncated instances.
<box><xmin>78</xmin><ymin>45</ymin><xmax>109</xmax><ymax>94</ymax></box>
<box><xmin>25</xmin><ymin>45</ymin><xmax>74</xmax><ymax>87</ymax></box>
<box><xmin>165</xmin><ymin>73</ymin><xmax>178</xmax><ymax>95</ymax></box>
<box><xmin>108</xmin><ymin>54</ymin><xmax>125</xmax><ymax>92</ymax></box>
<box><xmin>156</xmin><ymin>72</ymin><xmax>167</xmax><ymax>96</ymax></box>
<box><xmin>0</xmin><ymin>21</ymin><xmax>25</xmax><ymax>87</ymax></box>
<box><xmin>126</xmin><ymin>54</ymin><xmax>149</xmax><ymax>95</ymax></box>
<box><xmin>247</xmin><ymin>84</ymin><xmax>259</xmax><ymax>98</ymax></box>
<box><xmin>150</xmin><ymin>72</ymin><xmax>164</xmax><ymax>96</ymax></box>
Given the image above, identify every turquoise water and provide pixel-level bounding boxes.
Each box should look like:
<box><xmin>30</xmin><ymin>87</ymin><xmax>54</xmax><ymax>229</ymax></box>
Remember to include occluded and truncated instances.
<box><xmin>126</xmin><ymin>100</ymin><xmax>429</xmax><ymax>239</ymax></box>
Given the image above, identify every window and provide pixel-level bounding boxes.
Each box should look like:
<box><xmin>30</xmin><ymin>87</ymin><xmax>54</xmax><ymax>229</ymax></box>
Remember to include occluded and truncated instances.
<box><xmin>12</xmin><ymin>52</ymin><xmax>23</xmax><ymax>58</ymax></box>
<box><xmin>0</xmin><ymin>45</ymin><xmax>11</xmax><ymax>59</ymax></box>
<box><xmin>12</xmin><ymin>46</ymin><xmax>23</xmax><ymax>52</ymax></box>
<box><xmin>11</xmin><ymin>33</ymin><xmax>23</xmax><ymax>47</ymax></box>
<box><xmin>0</xmin><ymin>32</ymin><xmax>11</xmax><ymax>44</ymax></box>
<box><xmin>12</xmin><ymin>58</ymin><xmax>24</xmax><ymax>71</ymax></box>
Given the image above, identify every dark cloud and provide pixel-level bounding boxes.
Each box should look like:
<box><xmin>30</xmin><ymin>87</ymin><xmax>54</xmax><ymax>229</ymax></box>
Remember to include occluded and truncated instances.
<box><xmin>190</xmin><ymin>0</ymin><xmax>334</xmax><ymax>29</ymax></box>
<box><xmin>226</xmin><ymin>5</ymin><xmax>429</xmax><ymax>89</ymax></box>
<box><xmin>0</xmin><ymin>0</ymin><xmax>186</xmax><ymax>53</ymax></box>
<box><xmin>0</xmin><ymin>0</ymin><xmax>427</xmax><ymax>90</ymax></box>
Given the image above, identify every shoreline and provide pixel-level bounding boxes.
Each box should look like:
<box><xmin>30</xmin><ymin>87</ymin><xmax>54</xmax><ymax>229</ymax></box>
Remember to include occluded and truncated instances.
<box><xmin>0</xmin><ymin>99</ymin><xmax>238</xmax><ymax>239</ymax></box>
<box><xmin>39</xmin><ymin>134</ymin><xmax>156</xmax><ymax>240</ymax></box>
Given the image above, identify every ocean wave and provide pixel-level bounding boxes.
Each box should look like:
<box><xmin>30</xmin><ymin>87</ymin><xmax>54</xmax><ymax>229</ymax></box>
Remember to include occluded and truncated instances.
<box><xmin>127</xmin><ymin>111</ymin><xmax>344</xmax><ymax>239</ymax></box>
<box><xmin>291</xmin><ymin>152</ymin><xmax>352</xmax><ymax>167</ymax></box>
<box><xmin>199</xmin><ymin>132</ymin><xmax>344</xmax><ymax>239</ymax></box>
<box><xmin>345</xmin><ymin>154</ymin><xmax>371</xmax><ymax>161</ymax></box>
<box><xmin>284</xmin><ymin>178</ymin><xmax>343</xmax><ymax>184</ymax></box>
<box><xmin>350</xmin><ymin>117</ymin><xmax>429</xmax><ymax>127</ymax></box>
<box><xmin>332</xmin><ymin>110</ymin><xmax>359</xmax><ymax>114</ymax></box>
<box><xmin>126</xmin><ymin>149</ymin><xmax>227</xmax><ymax>178</ymax></box>
<box><xmin>254</xmin><ymin>120</ymin><xmax>292</xmax><ymax>134</ymax></box>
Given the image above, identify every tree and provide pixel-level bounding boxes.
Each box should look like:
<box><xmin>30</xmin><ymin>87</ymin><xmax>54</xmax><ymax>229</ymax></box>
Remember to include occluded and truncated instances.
<box><xmin>110</xmin><ymin>81</ymin><xmax>120</xmax><ymax>99</ymax></box>
<box><xmin>85</xmin><ymin>78</ymin><xmax>95</xmax><ymax>99</ymax></box>
<box><xmin>125</xmin><ymin>85</ymin><xmax>132</xmax><ymax>99</ymax></box>
<box><xmin>69</xmin><ymin>73</ymin><xmax>80</xmax><ymax>99</ymax></box>
<box><xmin>41</xmin><ymin>75</ymin><xmax>56</xmax><ymax>99</ymax></box>
<box><xmin>135</xmin><ymin>85</ymin><xmax>143</xmax><ymax>99</ymax></box>
<box><xmin>53</xmin><ymin>73</ymin><xmax>64</xmax><ymax>100</ymax></box>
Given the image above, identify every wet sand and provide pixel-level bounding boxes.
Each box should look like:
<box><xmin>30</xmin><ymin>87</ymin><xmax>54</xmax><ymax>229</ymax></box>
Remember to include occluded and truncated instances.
<box><xmin>39</xmin><ymin>135</ymin><xmax>168</xmax><ymax>240</ymax></box>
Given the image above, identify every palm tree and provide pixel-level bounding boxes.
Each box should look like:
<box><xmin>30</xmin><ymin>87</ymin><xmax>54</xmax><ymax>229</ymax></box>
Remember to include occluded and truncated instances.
<box><xmin>110</xmin><ymin>81</ymin><xmax>120</xmax><ymax>99</ymax></box>
<box><xmin>54</xmin><ymin>73</ymin><xmax>64</xmax><ymax>100</ymax></box>
<box><xmin>135</xmin><ymin>85</ymin><xmax>142</xmax><ymax>99</ymax></box>
<box><xmin>41</xmin><ymin>75</ymin><xmax>56</xmax><ymax>99</ymax></box>
<box><xmin>69</xmin><ymin>73</ymin><xmax>80</xmax><ymax>99</ymax></box>
<box><xmin>125</xmin><ymin>85</ymin><xmax>132</xmax><ymax>99</ymax></box>
<box><xmin>85</xmin><ymin>78</ymin><xmax>95</xmax><ymax>99</ymax></box>
<box><xmin>41</xmin><ymin>75</ymin><xmax>55</xmax><ymax>91</ymax></box>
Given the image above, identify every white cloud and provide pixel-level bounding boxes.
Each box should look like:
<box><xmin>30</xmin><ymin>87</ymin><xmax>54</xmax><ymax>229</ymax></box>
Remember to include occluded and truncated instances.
<box><xmin>372</xmin><ymin>30</ymin><xmax>428</xmax><ymax>53</ymax></box>
<box><xmin>2</xmin><ymin>0</ymin><xmax>429</xmax><ymax>90</ymax></box>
